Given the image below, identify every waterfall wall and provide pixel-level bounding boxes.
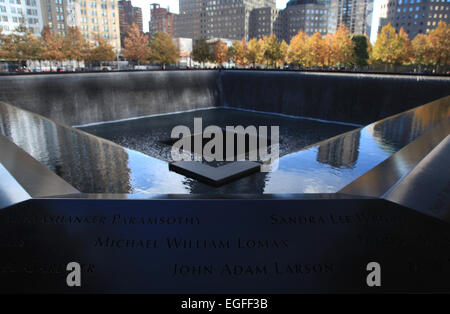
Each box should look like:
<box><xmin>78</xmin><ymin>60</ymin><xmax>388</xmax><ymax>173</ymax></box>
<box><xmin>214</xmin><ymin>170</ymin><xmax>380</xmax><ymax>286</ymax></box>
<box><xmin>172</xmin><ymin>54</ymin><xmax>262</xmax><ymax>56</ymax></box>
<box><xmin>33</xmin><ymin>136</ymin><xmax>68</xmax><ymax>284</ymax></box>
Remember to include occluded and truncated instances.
<box><xmin>219</xmin><ymin>71</ymin><xmax>450</xmax><ymax>125</ymax></box>
<box><xmin>0</xmin><ymin>70</ymin><xmax>448</xmax><ymax>126</ymax></box>
<box><xmin>0</xmin><ymin>71</ymin><xmax>220</xmax><ymax>126</ymax></box>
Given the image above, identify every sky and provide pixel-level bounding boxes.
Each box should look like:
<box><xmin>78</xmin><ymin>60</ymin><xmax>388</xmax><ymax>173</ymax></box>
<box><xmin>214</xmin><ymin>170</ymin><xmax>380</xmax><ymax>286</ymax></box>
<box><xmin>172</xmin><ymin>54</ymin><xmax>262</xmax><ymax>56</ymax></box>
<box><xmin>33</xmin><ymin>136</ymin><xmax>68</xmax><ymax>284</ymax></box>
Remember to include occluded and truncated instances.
<box><xmin>131</xmin><ymin>0</ymin><xmax>290</xmax><ymax>32</ymax></box>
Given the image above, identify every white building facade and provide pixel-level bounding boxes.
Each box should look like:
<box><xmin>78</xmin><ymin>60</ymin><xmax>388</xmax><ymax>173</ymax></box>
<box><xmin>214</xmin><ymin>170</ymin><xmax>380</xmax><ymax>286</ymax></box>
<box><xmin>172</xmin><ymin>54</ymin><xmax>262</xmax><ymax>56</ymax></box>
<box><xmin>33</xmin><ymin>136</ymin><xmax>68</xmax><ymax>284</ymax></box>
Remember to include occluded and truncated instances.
<box><xmin>0</xmin><ymin>0</ymin><xmax>43</xmax><ymax>35</ymax></box>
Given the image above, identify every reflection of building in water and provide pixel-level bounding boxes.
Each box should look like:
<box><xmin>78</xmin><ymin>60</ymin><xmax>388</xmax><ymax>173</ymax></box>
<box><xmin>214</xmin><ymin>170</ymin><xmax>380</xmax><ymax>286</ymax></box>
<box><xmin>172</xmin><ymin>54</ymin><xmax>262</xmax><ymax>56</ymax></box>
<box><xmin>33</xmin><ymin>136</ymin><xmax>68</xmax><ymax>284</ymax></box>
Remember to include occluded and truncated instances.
<box><xmin>372</xmin><ymin>112</ymin><xmax>414</xmax><ymax>152</ymax></box>
<box><xmin>372</xmin><ymin>102</ymin><xmax>450</xmax><ymax>152</ymax></box>
<box><xmin>0</xmin><ymin>103</ymin><xmax>132</xmax><ymax>194</ymax></box>
<box><xmin>316</xmin><ymin>131</ymin><xmax>360</xmax><ymax>168</ymax></box>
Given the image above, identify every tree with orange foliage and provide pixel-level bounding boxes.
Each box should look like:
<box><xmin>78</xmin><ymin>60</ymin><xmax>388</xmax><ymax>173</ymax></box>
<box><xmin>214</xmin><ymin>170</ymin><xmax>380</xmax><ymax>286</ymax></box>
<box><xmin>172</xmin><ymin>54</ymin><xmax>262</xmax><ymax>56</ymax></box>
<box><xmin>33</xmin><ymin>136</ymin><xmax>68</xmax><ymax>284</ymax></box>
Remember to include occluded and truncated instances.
<box><xmin>307</xmin><ymin>33</ymin><xmax>325</xmax><ymax>67</ymax></box>
<box><xmin>41</xmin><ymin>26</ymin><xmax>64</xmax><ymax>70</ymax></box>
<box><xmin>0</xmin><ymin>27</ymin><xmax>11</xmax><ymax>60</ymax></box>
<box><xmin>412</xmin><ymin>33</ymin><xmax>432</xmax><ymax>68</ymax></box>
<box><xmin>63</xmin><ymin>27</ymin><xmax>90</xmax><ymax>67</ymax></box>
<box><xmin>11</xmin><ymin>24</ymin><xmax>43</xmax><ymax>63</ymax></box>
<box><xmin>279</xmin><ymin>40</ymin><xmax>288</xmax><ymax>66</ymax></box>
<box><xmin>329</xmin><ymin>25</ymin><xmax>354</xmax><ymax>66</ymax></box>
<box><xmin>229</xmin><ymin>39</ymin><xmax>247</xmax><ymax>66</ymax></box>
<box><xmin>122</xmin><ymin>24</ymin><xmax>151</xmax><ymax>64</ymax></box>
<box><xmin>372</xmin><ymin>23</ymin><xmax>398</xmax><ymax>64</ymax></box>
<box><xmin>287</xmin><ymin>30</ymin><xmax>309</xmax><ymax>67</ymax></box>
<box><xmin>246</xmin><ymin>38</ymin><xmax>264</xmax><ymax>67</ymax></box>
<box><xmin>262</xmin><ymin>34</ymin><xmax>281</xmax><ymax>67</ymax></box>
<box><xmin>0</xmin><ymin>27</ymin><xmax>5</xmax><ymax>57</ymax></box>
<box><xmin>150</xmin><ymin>32</ymin><xmax>179</xmax><ymax>69</ymax></box>
<box><xmin>322</xmin><ymin>33</ymin><xmax>333</xmax><ymax>67</ymax></box>
<box><xmin>88</xmin><ymin>35</ymin><xmax>116</xmax><ymax>62</ymax></box>
<box><xmin>428</xmin><ymin>21</ymin><xmax>450</xmax><ymax>70</ymax></box>
<box><xmin>0</xmin><ymin>27</ymin><xmax>17</xmax><ymax>61</ymax></box>
<box><xmin>396</xmin><ymin>28</ymin><xmax>413</xmax><ymax>64</ymax></box>
<box><xmin>213</xmin><ymin>40</ymin><xmax>228</xmax><ymax>66</ymax></box>
<box><xmin>372</xmin><ymin>23</ymin><xmax>412</xmax><ymax>65</ymax></box>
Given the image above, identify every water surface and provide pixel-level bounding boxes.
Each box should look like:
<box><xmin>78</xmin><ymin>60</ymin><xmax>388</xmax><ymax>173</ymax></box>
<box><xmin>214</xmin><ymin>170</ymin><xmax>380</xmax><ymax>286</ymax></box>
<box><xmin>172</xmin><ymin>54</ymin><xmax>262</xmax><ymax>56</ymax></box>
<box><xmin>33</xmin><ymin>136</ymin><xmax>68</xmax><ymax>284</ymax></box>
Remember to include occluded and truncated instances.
<box><xmin>0</xmin><ymin>100</ymin><xmax>448</xmax><ymax>195</ymax></box>
<box><xmin>78</xmin><ymin>108</ymin><xmax>358</xmax><ymax>162</ymax></box>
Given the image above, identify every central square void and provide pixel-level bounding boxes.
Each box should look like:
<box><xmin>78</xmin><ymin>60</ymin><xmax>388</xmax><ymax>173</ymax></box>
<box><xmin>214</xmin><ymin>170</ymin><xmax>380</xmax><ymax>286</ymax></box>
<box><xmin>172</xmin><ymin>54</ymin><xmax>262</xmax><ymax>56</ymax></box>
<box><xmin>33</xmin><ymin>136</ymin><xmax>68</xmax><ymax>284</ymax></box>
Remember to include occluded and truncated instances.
<box><xmin>159</xmin><ymin>127</ymin><xmax>271</xmax><ymax>162</ymax></box>
<box><xmin>78</xmin><ymin>108</ymin><xmax>358</xmax><ymax>163</ymax></box>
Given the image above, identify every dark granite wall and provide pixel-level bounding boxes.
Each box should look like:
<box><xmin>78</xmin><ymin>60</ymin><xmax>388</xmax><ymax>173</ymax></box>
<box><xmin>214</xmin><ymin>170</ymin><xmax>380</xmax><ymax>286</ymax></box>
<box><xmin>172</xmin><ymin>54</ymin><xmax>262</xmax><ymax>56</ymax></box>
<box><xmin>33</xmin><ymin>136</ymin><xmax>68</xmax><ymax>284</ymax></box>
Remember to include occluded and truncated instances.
<box><xmin>219</xmin><ymin>71</ymin><xmax>450</xmax><ymax>125</ymax></box>
<box><xmin>0</xmin><ymin>70</ymin><xmax>448</xmax><ymax>126</ymax></box>
<box><xmin>0</xmin><ymin>71</ymin><xmax>220</xmax><ymax>126</ymax></box>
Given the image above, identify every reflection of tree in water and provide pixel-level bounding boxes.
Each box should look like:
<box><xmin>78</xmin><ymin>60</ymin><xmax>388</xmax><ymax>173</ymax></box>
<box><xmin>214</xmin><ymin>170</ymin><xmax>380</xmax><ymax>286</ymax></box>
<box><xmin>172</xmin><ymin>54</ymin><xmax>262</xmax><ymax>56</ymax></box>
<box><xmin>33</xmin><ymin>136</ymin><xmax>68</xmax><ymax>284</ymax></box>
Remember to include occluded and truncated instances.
<box><xmin>316</xmin><ymin>131</ymin><xmax>361</xmax><ymax>169</ymax></box>
<box><xmin>371</xmin><ymin>99</ymin><xmax>450</xmax><ymax>153</ymax></box>
<box><xmin>0</xmin><ymin>102</ymin><xmax>132</xmax><ymax>193</ymax></box>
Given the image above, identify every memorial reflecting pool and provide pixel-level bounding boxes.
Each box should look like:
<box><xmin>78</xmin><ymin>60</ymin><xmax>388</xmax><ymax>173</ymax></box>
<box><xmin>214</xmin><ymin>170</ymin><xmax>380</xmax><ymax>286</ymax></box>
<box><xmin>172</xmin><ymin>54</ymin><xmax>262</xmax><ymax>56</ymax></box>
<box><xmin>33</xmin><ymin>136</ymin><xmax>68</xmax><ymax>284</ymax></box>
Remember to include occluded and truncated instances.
<box><xmin>0</xmin><ymin>99</ymin><xmax>448</xmax><ymax>195</ymax></box>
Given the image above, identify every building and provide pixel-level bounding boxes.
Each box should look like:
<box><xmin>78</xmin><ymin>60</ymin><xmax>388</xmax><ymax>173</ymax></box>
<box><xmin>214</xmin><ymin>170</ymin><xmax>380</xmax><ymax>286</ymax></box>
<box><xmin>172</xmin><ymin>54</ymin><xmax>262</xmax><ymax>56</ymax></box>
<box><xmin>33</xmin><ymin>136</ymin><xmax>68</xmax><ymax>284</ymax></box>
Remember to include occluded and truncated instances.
<box><xmin>0</xmin><ymin>0</ymin><xmax>121</xmax><ymax>49</ymax></box>
<box><xmin>248</xmin><ymin>0</ymin><xmax>373</xmax><ymax>42</ymax></box>
<box><xmin>175</xmin><ymin>0</ymin><xmax>276</xmax><ymax>41</ymax></box>
<box><xmin>170</xmin><ymin>0</ymin><xmax>376</xmax><ymax>43</ymax></box>
<box><xmin>174</xmin><ymin>37</ymin><xmax>192</xmax><ymax>66</ymax></box>
<box><xmin>281</xmin><ymin>0</ymin><xmax>331</xmax><ymax>41</ymax></box>
<box><xmin>37</xmin><ymin>0</ymin><xmax>121</xmax><ymax>51</ymax></box>
<box><xmin>249</xmin><ymin>6</ymin><xmax>282</xmax><ymax>39</ymax></box>
<box><xmin>150</xmin><ymin>3</ymin><xmax>175</xmax><ymax>37</ymax></box>
<box><xmin>40</xmin><ymin>0</ymin><xmax>73</xmax><ymax>36</ymax></box>
<box><xmin>76</xmin><ymin>0</ymin><xmax>121</xmax><ymax>51</ymax></box>
<box><xmin>378</xmin><ymin>0</ymin><xmax>449</xmax><ymax>40</ymax></box>
<box><xmin>66</xmin><ymin>0</ymin><xmax>82</xmax><ymax>29</ymax></box>
<box><xmin>370</xmin><ymin>0</ymin><xmax>388</xmax><ymax>43</ymax></box>
<box><xmin>0</xmin><ymin>0</ymin><xmax>43</xmax><ymax>35</ymax></box>
<box><xmin>118</xmin><ymin>1</ymin><xmax>143</xmax><ymax>35</ymax></box>
<box><xmin>118</xmin><ymin>0</ymin><xmax>143</xmax><ymax>47</ymax></box>
<box><xmin>329</xmin><ymin>0</ymin><xmax>374</xmax><ymax>35</ymax></box>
